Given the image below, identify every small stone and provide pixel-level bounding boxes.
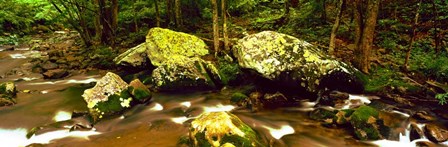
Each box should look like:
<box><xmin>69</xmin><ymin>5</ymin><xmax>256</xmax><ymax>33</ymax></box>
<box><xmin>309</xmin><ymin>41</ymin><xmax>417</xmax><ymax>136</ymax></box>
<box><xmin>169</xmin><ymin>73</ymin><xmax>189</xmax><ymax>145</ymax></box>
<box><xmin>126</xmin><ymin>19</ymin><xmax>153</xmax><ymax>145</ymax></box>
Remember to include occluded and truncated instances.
<box><xmin>23</xmin><ymin>90</ymin><xmax>31</xmax><ymax>93</ymax></box>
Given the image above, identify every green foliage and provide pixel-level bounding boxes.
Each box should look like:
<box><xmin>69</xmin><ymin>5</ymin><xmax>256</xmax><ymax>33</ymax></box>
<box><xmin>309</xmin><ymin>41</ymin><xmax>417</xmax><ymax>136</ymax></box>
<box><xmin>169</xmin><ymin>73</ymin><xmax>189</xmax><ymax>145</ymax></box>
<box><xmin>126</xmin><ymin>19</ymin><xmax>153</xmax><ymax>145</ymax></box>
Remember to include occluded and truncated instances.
<box><xmin>435</xmin><ymin>93</ymin><xmax>448</xmax><ymax>105</ymax></box>
<box><xmin>0</xmin><ymin>35</ymin><xmax>19</xmax><ymax>45</ymax></box>
<box><xmin>217</xmin><ymin>57</ymin><xmax>242</xmax><ymax>85</ymax></box>
<box><xmin>0</xmin><ymin>0</ymin><xmax>58</xmax><ymax>33</ymax></box>
<box><xmin>365</xmin><ymin>67</ymin><xmax>418</xmax><ymax>93</ymax></box>
<box><xmin>89</xmin><ymin>46</ymin><xmax>118</xmax><ymax>69</ymax></box>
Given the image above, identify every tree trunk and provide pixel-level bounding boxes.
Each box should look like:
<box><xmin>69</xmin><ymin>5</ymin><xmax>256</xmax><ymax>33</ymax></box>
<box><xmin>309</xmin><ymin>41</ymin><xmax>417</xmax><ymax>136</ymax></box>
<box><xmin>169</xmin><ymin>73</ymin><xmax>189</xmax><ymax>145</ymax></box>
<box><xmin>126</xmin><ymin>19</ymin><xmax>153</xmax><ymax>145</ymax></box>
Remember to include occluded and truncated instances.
<box><xmin>174</xmin><ymin>0</ymin><xmax>182</xmax><ymax>28</ymax></box>
<box><xmin>222</xmin><ymin>0</ymin><xmax>229</xmax><ymax>51</ymax></box>
<box><xmin>212</xmin><ymin>0</ymin><xmax>219</xmax><ymax>57</ymax></box>
<box><xmin>404</xmin><ymin>0</ymin><xmax>422</xmax><ymax>69</ymax></box>
<box><xmin>166</xmin><ymin>0</ymin><xmax>174</xmax><ymax>25</ymax></box>
<box><xmin>352</xmin><ymin>0</ymin><xmax>380</xmax><ymax>74</ymax></box>
<box><xmin>328</xmin><ymin>0</ymin><xmax>344</xmax><ymax>55</ymax></box>
<box><xmin>432</xmin><ymin>0</ymin><xmax>440</xmax><ymax>53</ymax></box>
<box><xmin>94</xmin><ymin>0</ymin><xmax>102</xmax><ymax>40</ymax></box>
<box><xmin>111</xmin><ymin>0</ymin><xmax>118</xmax><ymax>48</ymax></box>
<box><xmin>155</xmin><ymin>0</ymin><xmax>161</xmax><ymax>27</ymax></box>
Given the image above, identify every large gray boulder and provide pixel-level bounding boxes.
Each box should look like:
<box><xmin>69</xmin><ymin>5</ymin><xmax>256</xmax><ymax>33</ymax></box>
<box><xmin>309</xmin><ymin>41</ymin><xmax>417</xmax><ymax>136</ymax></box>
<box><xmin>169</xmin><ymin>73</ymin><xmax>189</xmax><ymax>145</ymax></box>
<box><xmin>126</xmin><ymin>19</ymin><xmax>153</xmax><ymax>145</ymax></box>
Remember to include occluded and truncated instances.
<box><xmin>82</xmin><ymin>72</ymin><xmax>151</xmax><ymax>122</ymax></box>
<box><xmin>114</xmin><ymin>27</ymin><xmax>209</xmax><ymax>68</ymax></box>
<box><xmin>233</xmin><ymin>31</ymin><xmax>364</xmax><ymax>93</ymax></box>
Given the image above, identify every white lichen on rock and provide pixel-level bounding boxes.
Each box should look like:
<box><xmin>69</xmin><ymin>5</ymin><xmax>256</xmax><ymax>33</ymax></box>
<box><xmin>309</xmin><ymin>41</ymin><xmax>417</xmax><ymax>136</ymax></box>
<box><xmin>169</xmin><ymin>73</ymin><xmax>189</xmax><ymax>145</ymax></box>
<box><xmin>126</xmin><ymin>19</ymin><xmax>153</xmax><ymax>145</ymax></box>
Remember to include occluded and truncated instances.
<box><xmin>233</xmin><ymin>31</ymin><xmax>361</xmax><ymax>93</ymax></box>
<box><xmin>82</xmin><ymin>72</ymin><xmax>129</xmax><ymax>109</ymax></box>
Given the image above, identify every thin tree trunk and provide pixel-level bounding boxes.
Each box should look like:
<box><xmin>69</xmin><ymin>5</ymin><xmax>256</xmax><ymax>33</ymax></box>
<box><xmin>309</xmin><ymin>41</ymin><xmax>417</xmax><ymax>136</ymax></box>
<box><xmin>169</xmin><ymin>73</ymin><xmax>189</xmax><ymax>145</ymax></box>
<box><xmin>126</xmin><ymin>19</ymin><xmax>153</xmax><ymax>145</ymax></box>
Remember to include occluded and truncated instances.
<box><xmin>212</xmin><ymin>0</ymin><xmax>219</xmax><ymax>57</ymax></box>
<box><xmin>94</xmin><ymin>0</ymin><xmax>102</xmax><ymax>40</ymax></box>
<box><xmin>322</xmin><ymin>0</ymin><xmax>327</xmax><ymax>21</ymax></box>
<box><xmin>222</xmin><ymin>0</ymin><xmax>229</xmax><ymax>51</ymax></box>
<box><xmin>166</xmin><ymin>0</ymin><xmax>174</xmax><ymax>25</ymax></box>
<box><xmin>329</xmin><ymin>0</ymin><xmax>344</xmax><ymax>55</ymax></box>
<box><xmin>432</xmin><ymin>0</ymin><xmax>440</xmax><ymax>53</ymax></box>
<box><xmin>155</xmin><ymin>0</ymin><xmax>160</xmax><ymax>27</ymax></box>
<box><xmin>133</xmin><ymin>0</ymin><xmax>139</xmax><ymax>32</ymax></box>
<box><xmin>174</xmin><ymin>0</ymin><xmax>182</xmax><ymax>27</ymax></box>
<box><xmin>358</xmin><ymin>0</ymin><xmax>379</xmax><ymax>73</ymax></box>
<box><xmin>404</xmin><ymin>0</ymin><xmax>422</xmax><ymax>69</ymax></box>
<box><xmin>111</xmin><ymin>0</ymin><xmax>118</xmax><ymax>48</ymax></box>
<box><xmin>352</xmin><ymin>0</ymin><xmax>364</xmax><ymax>72</ymax></box>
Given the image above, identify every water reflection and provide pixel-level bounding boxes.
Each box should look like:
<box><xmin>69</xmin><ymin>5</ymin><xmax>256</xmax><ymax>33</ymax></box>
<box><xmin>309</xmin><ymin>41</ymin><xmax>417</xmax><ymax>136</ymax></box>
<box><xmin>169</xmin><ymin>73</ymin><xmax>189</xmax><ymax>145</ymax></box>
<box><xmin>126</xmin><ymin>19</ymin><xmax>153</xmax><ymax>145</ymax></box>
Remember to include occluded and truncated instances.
<box><xmin>0</xmin><ymin>128</ymin><xmax>100</xmax><ymax>146</ymax></box>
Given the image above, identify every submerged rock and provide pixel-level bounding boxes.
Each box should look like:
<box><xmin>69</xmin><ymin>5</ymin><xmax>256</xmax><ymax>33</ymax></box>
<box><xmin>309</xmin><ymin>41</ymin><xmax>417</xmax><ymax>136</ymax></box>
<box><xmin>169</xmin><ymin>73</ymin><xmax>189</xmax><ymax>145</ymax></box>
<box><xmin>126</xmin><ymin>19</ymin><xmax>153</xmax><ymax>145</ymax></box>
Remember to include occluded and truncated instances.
<box><xmin>151</xmin><ymin>57</ymin><xmax>221</xmax><ymax>91</ymax></box>
<box><xmin>233</xmin><ymin>31</ymin><xmax>364</xmax><ymax>94</ymax></box>
<box><xmin>82</xmin><ymin>72</ymin><xmax>152</xmax><ymax>122</ymax></box>
<box><xmin>189</xmin><ymin>111</ymin><xmax>264</xmax><ymax>147</ymax></box>
<box><xmin>0</xmin><ymin>82</ymin><xmax>17</xmax><ymax>106</ymax></box>
<box><xmin>114</xmin><ymin>27</ymin><xmax>209</xmax><ymax>68</ymax></box>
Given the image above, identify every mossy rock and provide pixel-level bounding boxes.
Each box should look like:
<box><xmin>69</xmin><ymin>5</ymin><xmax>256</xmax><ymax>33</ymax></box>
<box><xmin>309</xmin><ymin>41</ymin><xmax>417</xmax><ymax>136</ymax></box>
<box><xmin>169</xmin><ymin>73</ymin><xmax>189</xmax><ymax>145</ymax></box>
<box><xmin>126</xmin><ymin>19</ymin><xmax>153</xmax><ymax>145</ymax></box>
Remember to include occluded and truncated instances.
<box><xmin>0</xmin><ymin>82</ymin><xmax>16</xmax><ymax>96</ymax></box>
<box><xmin>146</xmin><ymin>27</ymin><xmax>209</xmax><ymax>67</ymax></box>
<box><xmin>349</xmin><ymin>106</ymin><xmax>389</xmax><ymax>140</ymax></box>
<box><xmin>129</xmin><ymin>79</ymin><xmax>152</xmax><ymax>102</ymax></box>
<box><xmin>189</xmin><ymin>111</ymin><xmax>265</xmax><ymax>147</ymax></box>
<box><xmin>233</xmin><ymin>31</ymin><xmax>364</xmax><ymax>94</ymax></box>
<box><xmin>151</xmin><ymin>57</ymin><xmax>221</xmax><ymax>91</ymax></box>
<box><xmin>82</xmin><ymin>72</ymin><xmax>133</xmax><ymax>122</ymax></box>
<box><xmin>217</xmin><ymin>57</ymin><xmax>243</xmax><ymax>86</ymax></box>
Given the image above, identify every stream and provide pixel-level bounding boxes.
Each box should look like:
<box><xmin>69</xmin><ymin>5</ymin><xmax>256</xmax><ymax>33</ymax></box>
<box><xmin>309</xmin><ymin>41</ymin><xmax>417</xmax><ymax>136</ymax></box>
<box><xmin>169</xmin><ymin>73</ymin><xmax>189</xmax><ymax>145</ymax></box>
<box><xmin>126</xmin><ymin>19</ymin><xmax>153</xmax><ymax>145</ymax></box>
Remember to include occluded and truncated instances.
<box><xmin>0</xmin><ymin>49</ymin><xmax>447</xmax><ymax>147</ymax></box>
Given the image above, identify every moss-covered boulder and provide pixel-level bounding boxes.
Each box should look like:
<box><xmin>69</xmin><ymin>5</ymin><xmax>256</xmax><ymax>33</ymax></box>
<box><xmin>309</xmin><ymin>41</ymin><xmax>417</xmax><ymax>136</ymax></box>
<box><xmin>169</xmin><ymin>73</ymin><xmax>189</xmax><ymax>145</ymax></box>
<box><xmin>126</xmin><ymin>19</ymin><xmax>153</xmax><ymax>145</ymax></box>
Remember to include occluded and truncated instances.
<box><xmin>233</xmin><ymin>31</ymin><xmax>364</xmax><ymax>94</ymax></box>
<box><xmin>189</xmin><ymin>111</ymin><xmax>265</xmax><ymax>147</ymax></box>
<box><xmin>82</xmin><ymin>72</ymin><xmax>152</xmax><ymax>122</ymax></box>
<box><xmin>151</xmin><ymin>57</ymin><xmax>221</xmax><ymax>91</ymax></box>
<box><xmin>349</xmin><ymin>106</ymin><xmax>389</xmax><ymax>140</ymax></box>
<box><xmin>129</xmin><ymin>79</ymin><xmax>152</xmax><ymax>102</ymax></box>
<box><xmin>0</xmin><ymin>82</ymin><xmax>17</xmax><ymax>106</ymax></box>
<box><xmin>114</xmin><ymin>27</ymin><xmax>209</xmax><ymax>68</ymax></box>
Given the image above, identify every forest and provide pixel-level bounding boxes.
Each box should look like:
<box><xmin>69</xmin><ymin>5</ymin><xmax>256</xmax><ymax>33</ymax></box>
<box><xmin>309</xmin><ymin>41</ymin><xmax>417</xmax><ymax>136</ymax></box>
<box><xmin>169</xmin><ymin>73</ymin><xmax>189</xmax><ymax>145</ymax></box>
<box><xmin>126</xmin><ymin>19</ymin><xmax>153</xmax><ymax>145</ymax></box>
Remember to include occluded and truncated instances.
<box><xmin>0</xmin><ymin>0</ymin><xmax>447</xmax><ymax>146</ymax></box>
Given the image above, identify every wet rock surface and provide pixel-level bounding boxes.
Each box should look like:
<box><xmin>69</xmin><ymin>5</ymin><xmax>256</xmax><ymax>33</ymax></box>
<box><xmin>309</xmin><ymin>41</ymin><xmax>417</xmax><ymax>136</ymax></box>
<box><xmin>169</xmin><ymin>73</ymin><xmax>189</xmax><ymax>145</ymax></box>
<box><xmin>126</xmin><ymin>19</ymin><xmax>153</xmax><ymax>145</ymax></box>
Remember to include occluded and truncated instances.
<box><xmin>424</xmin><ymin>124</ymin><xmax>448</xmax><ymax>143</ymax></box>
<box><xmin>82</xmin><ymin>72</ymin><xmax>152</xmax><ymax>122</ymax></box>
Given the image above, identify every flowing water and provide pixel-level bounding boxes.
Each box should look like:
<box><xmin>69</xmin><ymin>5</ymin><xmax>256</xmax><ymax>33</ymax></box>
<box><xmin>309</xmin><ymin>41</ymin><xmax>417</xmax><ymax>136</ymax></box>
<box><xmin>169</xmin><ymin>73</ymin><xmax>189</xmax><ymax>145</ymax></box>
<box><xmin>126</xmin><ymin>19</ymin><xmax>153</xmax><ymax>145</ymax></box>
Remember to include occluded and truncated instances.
<box><xmin>0</xmin><ymin>49</ymin><xmax>445</xmax><ymax>147</ymax></box>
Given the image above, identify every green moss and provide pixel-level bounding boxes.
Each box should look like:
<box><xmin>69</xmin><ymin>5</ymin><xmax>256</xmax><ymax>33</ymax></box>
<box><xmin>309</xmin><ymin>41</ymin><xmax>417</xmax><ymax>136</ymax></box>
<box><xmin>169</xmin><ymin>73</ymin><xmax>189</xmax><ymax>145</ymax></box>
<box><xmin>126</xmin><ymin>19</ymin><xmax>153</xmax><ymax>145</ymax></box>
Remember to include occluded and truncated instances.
<box><xmin>309</xmin><ymin>108</ymin><xmax>337</xmax><ymax>121</ymax></box>
<box><xmin>231</xmin><ymin>92</ymin><xmax>249</xmax><ymax>103</ymax></box>
<box><xmin>0</xmin><ymin>84</ymin><xmax>6</xmax><ymax>94</ymax></box>
<box><xmin>217</xmin><ymin>58</ymin><xmax>242</xmax><ymax>86</ymax></box>
<box><xmin>93</xmin><ymin>89</ymin><xmax>132</xmax><ymax>114</ymax></box>
<box><xmin>365</xmin><ymin>67</ymin><xmax>419</xmax><ymax>93</ymax></box>
<box><xmin>132</xmin><ymin>87</ymin><xmax>151</xmax><ymax>101</ymax></box>
<box><xmin>350</xmin><ymin>106</ymin><xmax>381</xmax><ymax>140</ymax></box>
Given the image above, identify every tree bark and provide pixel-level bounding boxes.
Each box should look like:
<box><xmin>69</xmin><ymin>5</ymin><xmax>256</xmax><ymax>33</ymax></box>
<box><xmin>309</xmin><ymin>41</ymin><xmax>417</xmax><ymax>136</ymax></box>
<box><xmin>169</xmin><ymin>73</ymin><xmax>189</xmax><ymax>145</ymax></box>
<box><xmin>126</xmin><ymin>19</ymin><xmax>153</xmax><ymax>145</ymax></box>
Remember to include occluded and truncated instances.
<box><xmin>174</xmin><ymin>0</ymin><xmax>182</xmax><ymax>27</ymax></box>
<box><xmin>404</xmin><ymin>0</ymin><xmax>422</xmax><ymax>69</ymax></box>
<box><xmin>155</xmin><ymin>0</ymin><xmax>160</xmax><ymax>27</ymax></box>
<box><xmin>212</xmin><ymin>0</ymin><xmax>219</xmax><ymax>56</ymax></box>
<box><xmin>358</xmin><ymin>0</ymin><xmax>379</xmax><ymax>73</ymax></box>
<box><xmin>432</xmin><ymin>0</ymin><xmax>440</xmax><ymax>53</ymax></box>
<box><xmin>166</xmin><ymin>0</ymin><xmax>174</xmax><ymax>25</ymax></box>
<box><xmin>94</xmin><ymin>0</ymin><xmax>102</xmax><ymax>40</ymax></box>
<box><xmin>222</xmin><ymin>0</ymin><xmax>229</xmax><ymax>51</ymax></box>
<box><xmin>352</xmin><ymin>0</ymin><xmax>380</xmax><ymax>74</ymax></box>
<box><xmin>329</xmin><ymin>0</ymin><xmax>344</xmax><ymax>55</ymax></box>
